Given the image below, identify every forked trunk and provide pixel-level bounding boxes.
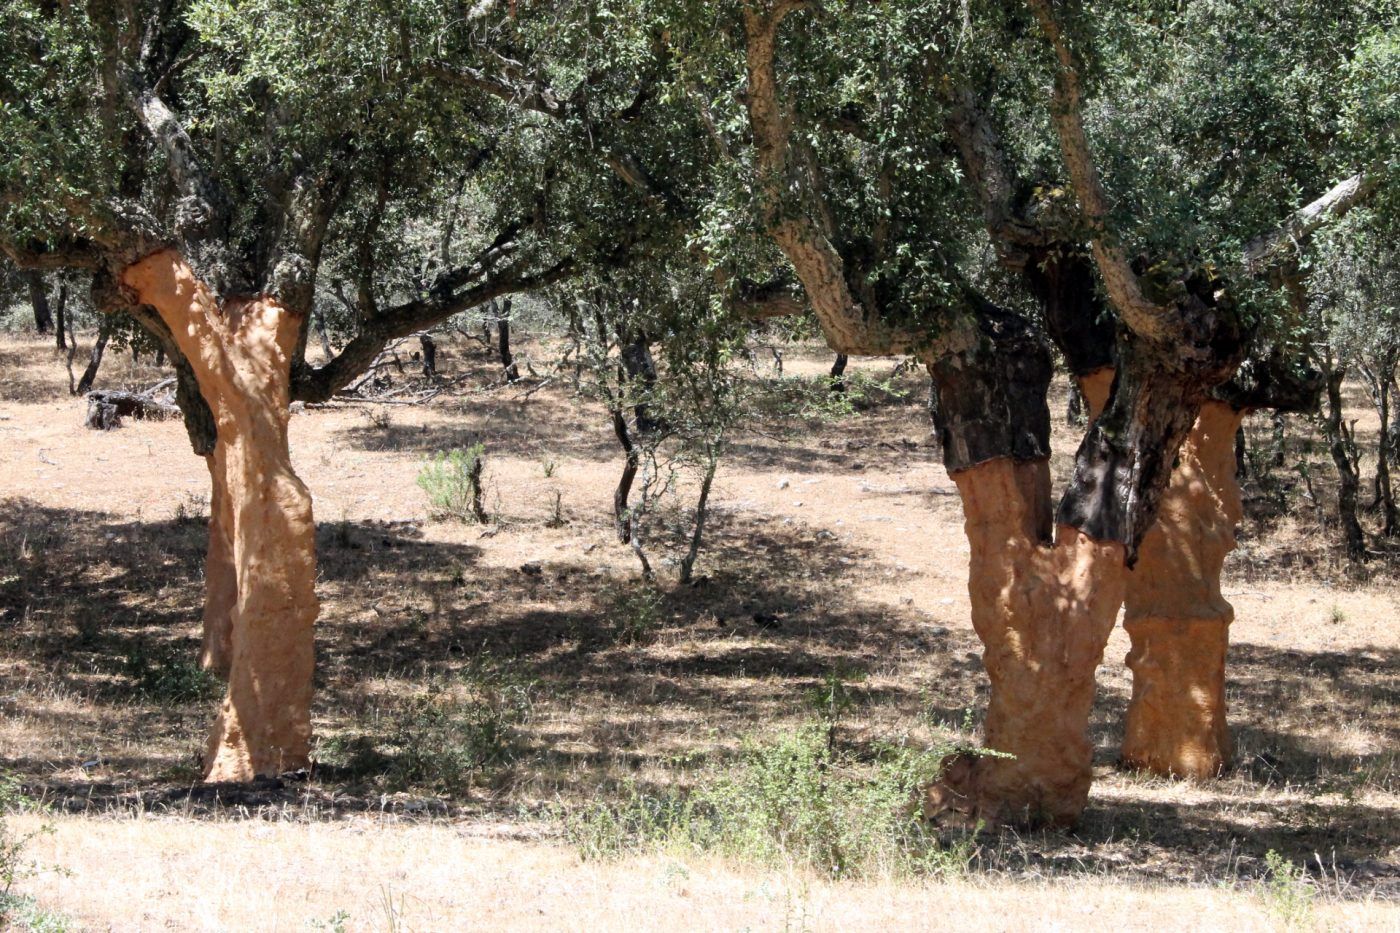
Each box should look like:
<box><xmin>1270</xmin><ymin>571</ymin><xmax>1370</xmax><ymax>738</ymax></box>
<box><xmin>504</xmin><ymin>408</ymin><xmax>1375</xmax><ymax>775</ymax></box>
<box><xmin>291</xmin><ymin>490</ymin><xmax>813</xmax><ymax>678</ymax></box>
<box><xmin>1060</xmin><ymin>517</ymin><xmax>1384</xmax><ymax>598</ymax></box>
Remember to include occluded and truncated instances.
<box><xmin>937</xmin><ymin>459</ymin><xmax>1127</xmax><ymax>826</ymax></box>
<box><xmin>923</xmin><ymin>308</ymin><xmax>1237</xmax><ymax>826</ymax></box>
<box><xmin>923</xmin><ymin>313</ymin><xmax>1127</xmax><ymax>826</ymax></box>
<box><xmin>120</xmin><ymin>249</ymin><xmax>317</xmax><ymax>781</ymax></box>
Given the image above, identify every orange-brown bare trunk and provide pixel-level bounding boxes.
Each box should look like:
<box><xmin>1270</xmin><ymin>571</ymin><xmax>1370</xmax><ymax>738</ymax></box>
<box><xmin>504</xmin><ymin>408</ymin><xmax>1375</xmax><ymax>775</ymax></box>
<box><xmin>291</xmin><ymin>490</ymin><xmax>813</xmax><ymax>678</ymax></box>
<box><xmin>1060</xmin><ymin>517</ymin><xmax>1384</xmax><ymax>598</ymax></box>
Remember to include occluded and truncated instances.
<box><xmin>200</xmin><ymin>450</ymin><xmax>236</xmax><ymax>678</ymax></box>
<box><xmin>121</xmin><ymin>249</ymin><xmax>317</xmax><ymax>781</ymax></box>
<box><xmin>1079</xmin><ymin>370</ymin><xmax>1242</xmax><ymax>779</ymax></box>
<box><xmin>1122</xmin><ymin>402</ymin><xmax>1243</xmax><ymax>777</ymax></box>
<box><xmin>928</xmin><ymin>458</ymin><xmax>1127</xmax><ymax>827</ymax></box>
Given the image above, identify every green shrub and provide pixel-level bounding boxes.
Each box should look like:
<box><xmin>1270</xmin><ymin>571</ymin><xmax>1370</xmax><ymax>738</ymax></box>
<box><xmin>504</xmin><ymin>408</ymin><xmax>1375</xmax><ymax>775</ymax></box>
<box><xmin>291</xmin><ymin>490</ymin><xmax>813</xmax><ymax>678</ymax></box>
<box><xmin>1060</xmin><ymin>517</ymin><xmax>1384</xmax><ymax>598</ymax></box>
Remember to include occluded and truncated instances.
<box><xmin>1</xmin><ymin>773</ymin><xmax>67</xmax><ymax>932</ymax></box>
<box><xmin>120</xmin><ymin>645</ymin><xmax>220</xmax><ymax>704</ymax></box>
<box><xmin>416</xmin><ymin>445</ymin><xmax>488</xmax><ymax>523</ymax></box>
<box><xmin>1262</xmin><ymin>849</ymin><xmax>1316</xmax><ymax>928</ymax></box>
<box><xmin>606</xmin><ymin>584</ymin><xmax>665</xmax><ymax>645</ymax></box>
<box><xmin>562</xmin><ymin>724</ymin><xmax>978</xmax><ymax>879</ymax></box>
<box><xmin>321</xmin><ymin>659</ymin><xmax>535</xmax><ymax>795</ymax></box>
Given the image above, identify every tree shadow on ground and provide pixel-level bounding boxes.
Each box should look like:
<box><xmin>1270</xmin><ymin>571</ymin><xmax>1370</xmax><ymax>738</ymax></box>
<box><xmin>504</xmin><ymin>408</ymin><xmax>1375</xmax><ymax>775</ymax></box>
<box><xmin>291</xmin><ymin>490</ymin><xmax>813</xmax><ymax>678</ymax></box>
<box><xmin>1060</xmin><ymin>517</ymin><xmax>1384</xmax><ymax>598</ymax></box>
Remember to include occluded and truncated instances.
<box><xmin>1</xmin><ymin>497</ymin><xmax>1396</xmax><ymax>897</ymax></box>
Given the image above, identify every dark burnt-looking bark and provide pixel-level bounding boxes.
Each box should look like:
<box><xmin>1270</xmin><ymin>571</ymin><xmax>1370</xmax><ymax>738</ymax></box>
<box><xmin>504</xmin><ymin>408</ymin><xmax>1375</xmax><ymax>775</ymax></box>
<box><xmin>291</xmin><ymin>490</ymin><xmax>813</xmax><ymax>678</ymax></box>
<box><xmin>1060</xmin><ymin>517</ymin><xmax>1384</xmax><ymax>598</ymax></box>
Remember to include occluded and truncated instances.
<box><xmin>26</xmin><ymin>271</ymin><xmax>53</xmax><ymax>334</ymax></box>
<box><xmin>314</xmin><ymin>309</ymin><xmax>333</xmax><ymax>359</ymax></box>
<box><xmin>830</xmin><ymin>352</ymin><xmax>848</xmax><ymax>393</ymax></box>
<box><xmin>1214</xmin><ymin>346</ymin><xmax>1322</xmax><ymax>414</ymax></box>
<box><xmin>925</xmin><ymin>306</ymin><xmax>1053</xmax><ymax>479</ymax></box>
<box><xmin>120</xmin><ymin>300</ymin><xmax>218</xmax><ymax>456</ymax></box>
<box><xmin>1376</xmin><ymin>377</ymin><xmax>1398</xmax><ymax>537</ymax></box>
<box><xmin>1321</xmin><ymin>364</ymin><xmax>1367</xmax><ymax>559</ymax></box>
<box><xmin>1057</xmin><ymin>321</ymin><xmax>1244</xmax><ymax>562</ymax></box>
<box><xmin>498</xmin><ymin>299</ymin><xmax>518</xmax><ymax>383</ymax></box>
<box><xmin>1022</xmin><ymin>247</ymin><xmax>1115</xmax><ymax>377</ymax></box>
<box><xmin>499</xmin><ymin>319</ymin><xmax>518</xmax><ymax>382</ymax></box>
<box><xmin>419</xmin><ymin>333</ymin><xmax>438</xmax><ymax>377</ymax></box>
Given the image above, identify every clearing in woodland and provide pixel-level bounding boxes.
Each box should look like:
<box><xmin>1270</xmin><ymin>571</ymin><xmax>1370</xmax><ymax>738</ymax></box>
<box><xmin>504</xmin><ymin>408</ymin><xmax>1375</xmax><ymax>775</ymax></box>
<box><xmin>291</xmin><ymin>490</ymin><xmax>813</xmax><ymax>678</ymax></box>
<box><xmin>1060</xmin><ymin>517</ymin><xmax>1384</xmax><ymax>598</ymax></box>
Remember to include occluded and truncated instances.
<box><xmin>0</xmin><ymin>332</ymin><xmax>1396</xmax><ymax>931</ymax></box>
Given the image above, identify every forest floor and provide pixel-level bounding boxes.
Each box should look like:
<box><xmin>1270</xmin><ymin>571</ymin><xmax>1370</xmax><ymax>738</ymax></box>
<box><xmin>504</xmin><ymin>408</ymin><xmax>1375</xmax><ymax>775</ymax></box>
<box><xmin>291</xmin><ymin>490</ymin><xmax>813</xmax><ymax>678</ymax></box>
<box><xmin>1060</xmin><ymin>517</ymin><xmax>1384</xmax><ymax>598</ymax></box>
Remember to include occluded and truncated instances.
<box><xmin>0</xmin><ymin>330</ymin><xmax>1397</xmax><ymax>931</ymax></box>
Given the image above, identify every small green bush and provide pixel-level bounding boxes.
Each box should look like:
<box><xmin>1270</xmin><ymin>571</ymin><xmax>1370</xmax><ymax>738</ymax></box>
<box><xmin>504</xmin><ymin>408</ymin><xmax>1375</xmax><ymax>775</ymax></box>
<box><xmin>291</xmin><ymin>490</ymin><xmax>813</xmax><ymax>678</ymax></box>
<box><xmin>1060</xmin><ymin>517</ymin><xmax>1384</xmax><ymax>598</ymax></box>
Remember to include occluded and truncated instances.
<box><xmin>1</xmin><ymin>773</ymin><xmax>68</xmax><ymax>932</ymax></box>
<box><xmin>1262</xmin><ymin>849</ymin><xmax>1316</xmax><ymax>928</ymax></box>
<box><xmin>416</xmin><ymin>445</ymin><xmax>488</xmax><ymax>523</ymax></box>
<box><xmin>120</xmin><ymin>645</ymin><xmax>220</xmax><ymax>704</ymax></box>
<box><xmin>562</xmin><ymin>724</ymin><xmax>978</xmax><ymax>879</ymax></box>
<box><xmin>321</xmin><ymin>659</ymin><xmax>535</xmax><ymax>795</ymax></box>
<box><xmin>606</xmin><ymin>585</ymin><xmax>665</xmax><ymax>645</ymax></box>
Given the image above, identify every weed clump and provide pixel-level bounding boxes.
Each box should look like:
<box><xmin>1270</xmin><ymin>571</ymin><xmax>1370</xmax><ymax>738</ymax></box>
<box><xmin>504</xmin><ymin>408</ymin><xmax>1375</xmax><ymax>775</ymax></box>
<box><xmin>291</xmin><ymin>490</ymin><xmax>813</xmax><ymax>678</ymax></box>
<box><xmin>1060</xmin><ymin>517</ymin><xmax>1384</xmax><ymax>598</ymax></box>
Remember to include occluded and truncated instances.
<box><xmin>563</xmin><ymin>724</ymin><xmax>978</xmax><ymax>880</ymax></box>
<box><xmin>416</xmin><ymin>445</ymin><xmax>488</xmax><ymax>524</ymax></box>
<box><xmin>320</xmin><ymin>659</ymin><xmax>536</xmax><ymax>795</ymax></box>
<box><xmin>120</xmin><ymin>645</ymin><xmax>219</xmax><ymax>704</ymax></box>
<box><xmin>1261</xmin><ymin>849</ymin><xmax>1316</xmax><ymax>928</ymax></box>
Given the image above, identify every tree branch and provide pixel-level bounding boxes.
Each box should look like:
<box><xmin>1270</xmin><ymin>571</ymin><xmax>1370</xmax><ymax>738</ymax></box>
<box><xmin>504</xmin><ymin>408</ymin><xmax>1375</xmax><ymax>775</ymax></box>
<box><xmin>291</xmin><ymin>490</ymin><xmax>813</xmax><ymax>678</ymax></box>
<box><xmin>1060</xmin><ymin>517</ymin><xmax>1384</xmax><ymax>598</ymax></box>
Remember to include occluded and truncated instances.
<box><xmin>1025</xmin><ymin>0</ymin><xmax>1172</xmax><ymax>342</ymax></box>
<box><xmin>1242</xmin><ymin>169</ymin><xmax>1381</xmax><ymax>272</ymax></box>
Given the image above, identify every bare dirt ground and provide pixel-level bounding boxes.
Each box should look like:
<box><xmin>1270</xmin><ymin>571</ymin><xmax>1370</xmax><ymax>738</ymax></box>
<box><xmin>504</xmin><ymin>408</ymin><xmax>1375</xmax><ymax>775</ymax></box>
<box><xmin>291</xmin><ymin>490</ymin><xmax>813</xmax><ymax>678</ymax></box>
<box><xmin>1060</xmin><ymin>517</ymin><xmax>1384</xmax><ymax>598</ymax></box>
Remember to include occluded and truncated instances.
<box><xmin>1</xmin><ymin>330</ymin><xmax>1397</xmax><ymax>931</ymax></box>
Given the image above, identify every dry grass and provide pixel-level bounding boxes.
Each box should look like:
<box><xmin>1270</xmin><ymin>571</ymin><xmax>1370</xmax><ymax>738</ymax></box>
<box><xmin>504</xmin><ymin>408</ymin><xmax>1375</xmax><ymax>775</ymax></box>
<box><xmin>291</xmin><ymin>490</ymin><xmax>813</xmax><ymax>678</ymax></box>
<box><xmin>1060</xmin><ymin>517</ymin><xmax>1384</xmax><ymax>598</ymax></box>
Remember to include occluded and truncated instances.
<box><xmin>10</xmin><ymin>814</ymin><xmax>1398</xmax><ymax>932</ymax></box>
<box><xmin>1</xmin><ymin>330</ymin><xmax>1397</xmax><ymax>929</ymax></box>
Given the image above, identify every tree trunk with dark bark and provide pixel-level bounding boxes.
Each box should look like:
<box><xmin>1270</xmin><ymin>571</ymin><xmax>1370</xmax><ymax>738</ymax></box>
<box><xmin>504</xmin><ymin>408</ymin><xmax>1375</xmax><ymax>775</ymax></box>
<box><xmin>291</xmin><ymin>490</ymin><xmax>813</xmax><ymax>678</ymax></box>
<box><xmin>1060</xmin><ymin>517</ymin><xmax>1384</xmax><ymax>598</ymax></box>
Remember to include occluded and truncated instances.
<box><xmin>612</xmin><ymin>409</ymin><xmax>639</xmax><ymax>543</ymax></box>
<box><xmin>419</xmin><ymin>333</ymin><xmax>438</xmax><ymax>377</ymax></box>
<box><xmin>1322</xmin><ymin>363</ymin><xmax>1367</xmax><ymax>560</ymax></box>
<box><xmin>53</xmin><ymin>283</ymin><xmax>68</xmax><ymax>351</ymax></box>
<box><xmin>620</xmin><ymin>336</ymin><xmax>662</xmax><ymax>435</ymax></box>
<box><xmin>498</xmin><ymin>299</ymin><xmax>518</xmax><ymax>383</ymax></box>
<box><xmin>679</xmin><ymin>449</ymin><xmax>719</xmax><ymax>584</ymax></box>
<box><xmin>829</xmin><ymin>352</ymin><xmax>848</xmax><ymax>394</ymax></box>
<box><xmin>25</xmin><ymin>271</ymin><xmax>53</xmax><ymax>334</ymax></box>
<box><xmin>76</xmin><ymin>322</ymin><xmax>112</xmax><ymax>395</ymax></box>
<box><xmin>1370</xmin><ymin>364</ymin><xmax>1398</xmax><ymax>538</ymax></box>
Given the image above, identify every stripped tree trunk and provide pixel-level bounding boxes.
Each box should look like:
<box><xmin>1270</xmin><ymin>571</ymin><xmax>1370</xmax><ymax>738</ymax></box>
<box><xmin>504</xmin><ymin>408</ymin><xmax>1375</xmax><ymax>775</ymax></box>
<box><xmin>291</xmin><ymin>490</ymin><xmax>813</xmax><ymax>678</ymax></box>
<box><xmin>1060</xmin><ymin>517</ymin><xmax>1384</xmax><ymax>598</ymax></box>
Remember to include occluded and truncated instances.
<box><xmin>1078</xmin><ymin>373</ymin><xmax>1243</xmax><ymax>778</ymax></box>
<box><xmin>121</xmin><ymin>249</ymin><xmax>317</xmax><ymax>781</ymax></box>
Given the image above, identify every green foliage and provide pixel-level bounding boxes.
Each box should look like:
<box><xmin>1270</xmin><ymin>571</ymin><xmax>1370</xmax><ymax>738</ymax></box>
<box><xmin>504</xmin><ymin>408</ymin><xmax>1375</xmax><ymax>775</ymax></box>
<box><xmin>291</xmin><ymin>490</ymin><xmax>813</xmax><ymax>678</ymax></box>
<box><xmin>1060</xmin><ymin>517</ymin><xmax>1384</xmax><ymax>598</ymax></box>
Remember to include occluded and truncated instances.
<box><xmin>321</xmin><ymin>660</ymin><xmax>536</xmax><ymax>795</ymax></box>
<box><xmin>0</xmin><ymin>773</ymin><xmax>67</xmax><ymax>932</ymax></box>
<box><xmin>119</xmin><ymin>645</ymin><xmax>220</xmax><ymax>704</ymax></box>
<box><xmin>1261</xmin><ymin>849</ymin><xmax>1317</xmax><ymax>928</ymax></box>
<box><xmin>605</xmin><ymin>584</ymin><xmax>665</xmax><ymax>646</ymax></box>
<box><xmin>562</xmin><ymin>724</ymin><xmax>977</xmax><ymax>880</ymax></box>
<box><xmin>416</xmin><ymin>445</ymin><xmax>488</xmax><ymax>524</ymax></box>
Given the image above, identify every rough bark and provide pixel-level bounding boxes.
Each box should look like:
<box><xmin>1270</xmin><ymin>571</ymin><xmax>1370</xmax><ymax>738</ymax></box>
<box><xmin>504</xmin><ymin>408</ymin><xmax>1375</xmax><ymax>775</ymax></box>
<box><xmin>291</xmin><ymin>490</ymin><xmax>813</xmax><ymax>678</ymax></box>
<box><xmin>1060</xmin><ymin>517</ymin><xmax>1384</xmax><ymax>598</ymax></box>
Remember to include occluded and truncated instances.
<box><xmin>922</xmin><ymin>317</ymin><xmax>1127</xmax><ymax>826</ymax></box>
<box><xmin>829</xmin><ymin>352</ymin><xmax>848</xmax><ymax>394</ymax></box>
<box><xmin>75</xmin><ymin>322</ymin><xmax>111</xmax><ymax>395</ymax></box>
<box><xmin>83</xmin><ymin>389</ymin><xmax>180</xmax><ymax>428</ymax></box>
<box><xmin>927</xmin><ymin>459</ymin><xmax>1128</xmax><ymax>827</ymax></box>
<box><xmin>120</xmin><ymin>248</ymin><xmax>317</xmax><ymax>781</ymax></box>
<box><xmin>1122</xmin><ymin>402</ymin><xmax>1244</xmax><ymax>777</ymax></box>
<box><xmin>1322</xmin><ymin>364</ymin><xmax>1367</xmax><ymax>560</ymax></box>
<box><xmin>620</xmin><ymin>336</ymin><xmax>662</xmax><ymax>434</ymax></box>
<box><xmin>54</xmin><ymin>283</ymin><xmax>68</xmax><ymax>351</ymax></box>
<box><xmin>1079</xmin><ymin>371</ymin><xmax>1243</xmax><ymax>779</ymax></box>
<box><xmin>498</xmin><ymin>306</ymin><xmax>518</xmax><ymax>383</ymax></box>
<box><xmin>200</xmin><ymin>451</ymin><xmax>237</xmax><ymax>678</ymax></box>
<box><xmin>419</xmin><ymin>333</ymin><xmax>438</xmax><ymax>378</ymax></box>
<box><xmin>612</xmin><ymin>409</ymin><xmax>639</xmax><ymax>543</ymax></box>
<box><xmin>26</xmin><ymin>271</ymin><xmax>53</xmax><ymax>334</ymax></box>
<box><xmin>1370</xmin><ymin>367</ymin><xmax>1398</xmax><ymax>537</ymax></box>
